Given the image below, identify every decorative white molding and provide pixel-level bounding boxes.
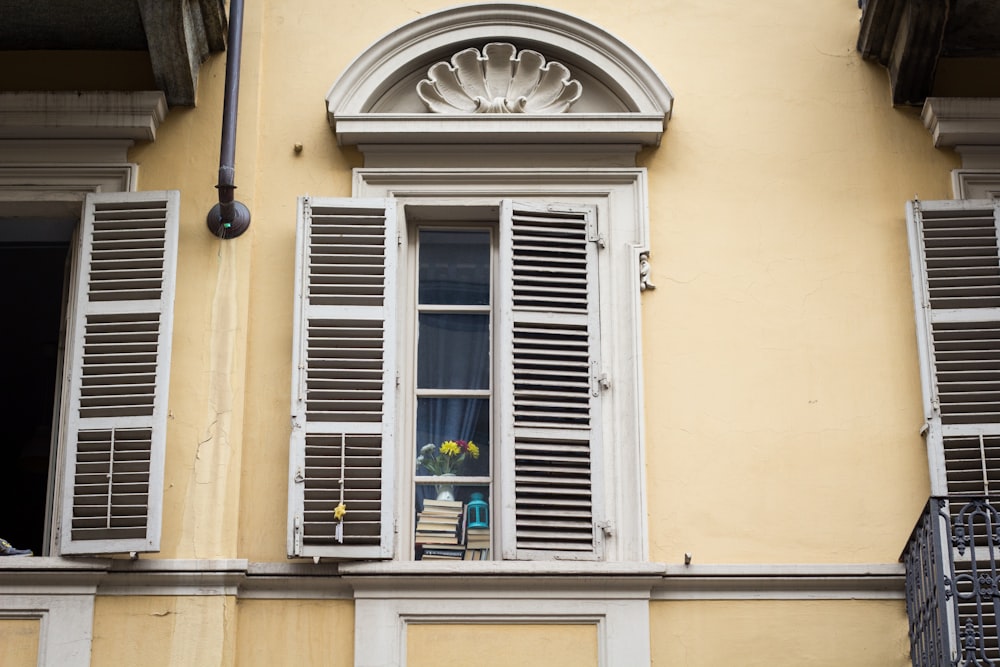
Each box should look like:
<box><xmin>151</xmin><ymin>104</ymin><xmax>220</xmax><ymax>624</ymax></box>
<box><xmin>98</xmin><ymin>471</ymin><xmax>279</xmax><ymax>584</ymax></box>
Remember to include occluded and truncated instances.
<box><xmin>0</xmin><ymin>164</ymin><xmax>135</xmax><ymax>194</ymax></box>
<box><xmin>639</xmin><ymin>251</ymin><xmax>656</xmax><ymax>291</ymax></box>
<box><xmin>333</xmin><ymin>113</ymin><xmax>666</xmax><ymax>148</ymax></box>
<box><xmin>0</xmin><ymin>139</ymin><xmax>135</xmax><ymax>164</ymax></box>
<box><xmin>0</xmin><ymin>92</ymin><xmax>167</xmax><ymax>141</ymax></box>
<box><xmin>417</xmin><ymin>43</ymin><xmax>582</xmax><ymax>114</ymax></box>
<box><xmin>921</xmin><ymin>99</ymin><xmax>1000</xmax><ymax>198</ymax></box>
<box><xmin>350</xmin><ymin>576</ymin><xmax>654</xmax><ymax>667</ymax></box>
<box><xmin>325</xmin><ymin>3</ymin><xmax>673</xmax><ymax>150</ymax></box>
<box><xmin>0</xmin><ymin>594</ymin><xmax>95</xmax><ymax>667</ymax></box>
<box><xmin>952</xmin><ymin>169</ymin><xmax>1000</xmax><ymax>199</ymax></box>
<box><xmin>922</xmin><ymin>97</ymin><xmax>1000</xmax><ymax>148</ymax></box>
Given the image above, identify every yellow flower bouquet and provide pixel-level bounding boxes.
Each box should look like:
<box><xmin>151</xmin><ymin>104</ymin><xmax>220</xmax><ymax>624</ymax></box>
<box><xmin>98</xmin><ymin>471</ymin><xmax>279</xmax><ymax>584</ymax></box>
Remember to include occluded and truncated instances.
<box><xmin>417</xmin><ymin>439</ymin><xmax>480</xmax><ymax>476</ymax></box>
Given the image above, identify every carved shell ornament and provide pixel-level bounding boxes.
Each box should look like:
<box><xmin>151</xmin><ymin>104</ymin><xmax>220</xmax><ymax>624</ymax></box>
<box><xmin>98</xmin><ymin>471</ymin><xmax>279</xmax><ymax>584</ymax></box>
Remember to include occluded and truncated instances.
<box><xmin>417</xmin><ymin>42</ymin><xmax>583</xmax><ymax>114</ymax></box>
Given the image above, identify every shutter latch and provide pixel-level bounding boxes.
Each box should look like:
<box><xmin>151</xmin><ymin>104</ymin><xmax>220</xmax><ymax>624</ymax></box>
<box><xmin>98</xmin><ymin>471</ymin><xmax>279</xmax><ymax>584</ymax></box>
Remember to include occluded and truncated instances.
<box><xmin>293</xmin><ymin>514</ymin><xmax>303</xmax><ymax>556</ymax></box>
<box><xmin>294</xmin><ymin>466</ymin><xmax>305</xmax><ymax>483</ymax></box>
<box><xmin>590</xmin><ymin>361</ymin><xmax>610</xmax><ymax>396</ymax></box>
<box><xmin>596</xmin><ymin>520</ymin><xmax>614</xmax><ymax>537</ymax></box>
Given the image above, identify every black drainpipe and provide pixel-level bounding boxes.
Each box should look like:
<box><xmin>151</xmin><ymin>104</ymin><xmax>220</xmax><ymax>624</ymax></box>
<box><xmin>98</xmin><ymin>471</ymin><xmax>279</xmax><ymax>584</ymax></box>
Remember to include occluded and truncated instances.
<box><xmin>207</xmin><ymin>0</ymin><xmax>251</xmax><ymax>239</ymax></box>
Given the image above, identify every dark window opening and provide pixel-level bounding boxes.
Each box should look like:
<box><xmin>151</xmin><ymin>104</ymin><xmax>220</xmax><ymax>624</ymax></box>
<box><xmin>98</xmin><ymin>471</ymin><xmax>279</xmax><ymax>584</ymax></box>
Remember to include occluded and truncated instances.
<box><xmin>0</xmin><ymin>242</ymin><xmax>70</xmax><ymax>556</ymax></box>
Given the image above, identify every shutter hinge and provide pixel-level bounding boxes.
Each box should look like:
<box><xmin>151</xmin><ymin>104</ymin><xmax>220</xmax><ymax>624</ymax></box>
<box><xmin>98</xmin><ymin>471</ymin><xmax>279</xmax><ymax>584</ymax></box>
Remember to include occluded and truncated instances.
<box><xmin>397</xmin><ymin>229</ymin><xmax>403</xmax><ymax>246</ymax></box>
<box><xmin>590</xmin><ymin>361</ymin><xmax>610</xmax><ymax>396</ymax></box>
<box><xmin>588</xmin><ymin>226</ymin><xmax>606</xmax><ymax>248</ymax></box>
<box><xmin>293</xmin><ymin>514</ymin><xmax>303</xmax><ymax>556</ymax></box>
<box><xmin>596</xmin><ymin>519</ymin><xmax>614</xmax><ymax>537</ymax></box>
<box><xmin>294</xmin><ymin>466</ymin><xmax>305</xmax><ymax>483</ymax></box>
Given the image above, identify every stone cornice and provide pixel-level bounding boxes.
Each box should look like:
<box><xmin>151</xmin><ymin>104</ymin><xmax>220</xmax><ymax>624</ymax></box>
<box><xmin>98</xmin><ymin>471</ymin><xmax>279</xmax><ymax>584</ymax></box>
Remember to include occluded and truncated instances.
<box><xmin>922</xmin><ymin>97</ymin><xmax>1000</xmax><ymax>147</ymax></box>
<box><xmin>858</xmin><ymin>0</ymin><xmax>947</xmax><ymax>105</ymax></box>
<box><xmin>0</xmin><ymin>559</ymin><xmax>905</xmax><ymax>600</ymax></box>
<box><xmin>0</xmin><ymin>91</ymin><xmax>168</xmax><ymax>141</ymax></box>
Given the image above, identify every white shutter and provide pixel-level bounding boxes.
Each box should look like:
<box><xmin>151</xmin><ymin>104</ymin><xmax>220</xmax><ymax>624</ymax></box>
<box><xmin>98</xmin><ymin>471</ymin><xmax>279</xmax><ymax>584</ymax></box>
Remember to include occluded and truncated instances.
<box><xmin>907</xmin><ymin>199</ymin><xmax>1000</xmax><ymax>501</ymax></box>
<box><xmin>288</xmin><ymin>197</ymin><xmax>397</xmax><ymax>559</ymax></box>
<box><xmin>499</xmin><ymin>200</ymin><xmax>604</xmax><ymax>560</ymax></box>
<box><xmin>59</xmin><ymin>191</ymin><xmax>179</xmax><ymax>555</ymax></box>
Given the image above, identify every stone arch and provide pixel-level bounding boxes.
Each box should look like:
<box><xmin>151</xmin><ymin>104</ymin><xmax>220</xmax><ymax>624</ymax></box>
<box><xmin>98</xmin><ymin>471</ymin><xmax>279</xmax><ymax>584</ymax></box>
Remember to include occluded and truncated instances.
<box><xmin>325</xmin><ymin>3</ymin><xmax>674</xmax><ymax>147</ymax></box>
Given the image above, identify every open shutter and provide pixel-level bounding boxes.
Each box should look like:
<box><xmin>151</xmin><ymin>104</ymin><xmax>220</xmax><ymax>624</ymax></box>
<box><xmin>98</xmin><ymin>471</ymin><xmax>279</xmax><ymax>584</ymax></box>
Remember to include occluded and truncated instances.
<box><xmin>907</xmin><ymin>199</ymin><xmax>1000</xmax><ymax>501</ymax></box>
<box><xmin>288</xmin><ymin>197</ymin><xmax>397</xmax><ymax>559</ymax></box>
<box><xmin>499</xmin><ymin>200</ymin><xmax>604</xmax><ymax>560</ymax></box>
<box><xmin>59</xmin><ymin>191</ymin><xmax>178</xmax><ymax>555</ymax></box>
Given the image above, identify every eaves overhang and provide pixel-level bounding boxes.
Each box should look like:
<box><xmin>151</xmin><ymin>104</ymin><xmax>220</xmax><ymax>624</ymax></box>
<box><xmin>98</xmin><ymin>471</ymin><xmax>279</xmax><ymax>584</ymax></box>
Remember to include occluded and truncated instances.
<box><xmin>0</xmin><ymin>0</ymin><xmax>227</xmax><ymax>107</ymax></box>
<box><xmin>858</xmin><ymin>0</ymin><xmax>1000</xmax><ymax>106</ymax></box>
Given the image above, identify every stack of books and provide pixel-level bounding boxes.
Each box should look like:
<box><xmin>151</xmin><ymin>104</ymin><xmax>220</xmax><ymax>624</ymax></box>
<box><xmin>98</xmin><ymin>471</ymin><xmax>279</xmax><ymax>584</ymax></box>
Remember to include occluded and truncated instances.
<box><xmin>464</xmin><ymin>525</ymin><xmax>490</xmax><ymax>560</ymax></box>
<box><xmin>415</xmin><ymin>498</ymin><xmax>464</xmax><ymax>560</ymax></box>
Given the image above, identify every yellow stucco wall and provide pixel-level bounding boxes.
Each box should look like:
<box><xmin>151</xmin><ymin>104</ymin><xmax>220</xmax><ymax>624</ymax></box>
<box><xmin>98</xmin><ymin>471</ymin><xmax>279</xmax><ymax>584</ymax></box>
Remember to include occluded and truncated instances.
<box><xmin>408</xmin><ymin>623</ymin><xmax>598</xmax><ymax>667</ymax></box>
<box><xmin>91</xmin><ymin>597</ymin><xmax>236</xmax><ymax>667</ymax></box>
<box><xmin>638</xmin><ymin>0</ymin><xmax>951</xmax><ymax>566</ymax></box>
<box><xmin>0</xmin><ymin>619</ymin><xmax>40</xmax><ymax>667</ymax></box>
<box><xmin>120</xmin><ymin>0</ymin><xmax>945</xmax><ymax>601</ymax></box>
<box><xmin>651</xmin><ymin>600</ymin><xmax>911</xmax><ymax>666</ymax></box>
<box><xmin>4</xmin><ymin>0</ymin><xmax>969</xmax><ymax>664</ymax></box>
<box><xmin>235</xmin><ymin>600</ymin><xmax>354</xmax><ymax>666</ymax></box>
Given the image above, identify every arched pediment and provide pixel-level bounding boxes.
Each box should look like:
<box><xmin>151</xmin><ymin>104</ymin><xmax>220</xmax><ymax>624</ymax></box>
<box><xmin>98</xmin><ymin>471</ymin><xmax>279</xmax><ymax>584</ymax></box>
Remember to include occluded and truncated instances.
<box><xmin>326</xmin><ymin>3</ymin><xmax>674</xmax><ymax>148</ymax></box>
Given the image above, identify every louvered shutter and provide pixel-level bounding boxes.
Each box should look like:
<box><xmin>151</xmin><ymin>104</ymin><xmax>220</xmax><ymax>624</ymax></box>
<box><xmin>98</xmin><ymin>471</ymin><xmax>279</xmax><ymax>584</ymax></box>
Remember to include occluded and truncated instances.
<box><xmin>288</xmin><ymin>197</ymin><xmax>397</xmax><ymax>559</ymax></box>
<box><xmin>498</xmin><ymin>200</ymin><xmax>604</xmax><ymax>560</ymax></box>
<box><xmin>59</xmin><ymin>191</ymin><xmax>179</xmax><ymax>555</ymax></box>
<box><xmin>907</xmin><ymin>199</ymin><xmax>1000</xmax><ymax>501</ymax></box>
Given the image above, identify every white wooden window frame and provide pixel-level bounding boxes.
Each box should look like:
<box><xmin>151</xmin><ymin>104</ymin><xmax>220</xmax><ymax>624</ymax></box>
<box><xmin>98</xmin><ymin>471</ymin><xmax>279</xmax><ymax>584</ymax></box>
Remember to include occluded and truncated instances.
<box><xmin>355</xmin><ymin>167</ymin><xmax>650</xmax><ymax>563</ymax></box>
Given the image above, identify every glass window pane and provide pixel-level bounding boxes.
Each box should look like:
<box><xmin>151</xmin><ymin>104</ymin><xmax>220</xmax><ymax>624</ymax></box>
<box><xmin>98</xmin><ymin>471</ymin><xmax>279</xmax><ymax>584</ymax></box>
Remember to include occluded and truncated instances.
<box><xmin>415</xmin><ymin>397</ymin><xmax>490</xmax><ymax>477</ymax></box>
<box><xmin>419</xmin><ymin>230</ymin><xmax>490</xmax><ymax>305</ymax></box>
<box><xmin>417</xmin><ymin>313</ymin><xmax>489</xmax><ymax>389</ymax></box>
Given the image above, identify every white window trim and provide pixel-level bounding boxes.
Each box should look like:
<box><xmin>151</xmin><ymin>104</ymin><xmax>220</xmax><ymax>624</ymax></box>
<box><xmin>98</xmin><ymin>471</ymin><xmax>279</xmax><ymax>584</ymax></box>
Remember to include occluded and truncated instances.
<box><xmin>0</xmin><ymin>592</ymin><xmax>96</xmax><ymax>667</ymax></box>
<box><xmin>921</xmin><ymin>97</ymin><xmax>1000</xmax><ymax>199</ymax></box>
<box><xmin>952</xmin><ymin>169</ymin><xmax>1000</xmax><ymax>199</ymax></box>
<box><xmin>350</xmin><ymin>574</ymin><xmax>655</xmax><ymax>667</ymax></box>
<box><xmin>354</xmin><ymin>167</ymin><xmax>650</xmax><ymax>563</ymax></box>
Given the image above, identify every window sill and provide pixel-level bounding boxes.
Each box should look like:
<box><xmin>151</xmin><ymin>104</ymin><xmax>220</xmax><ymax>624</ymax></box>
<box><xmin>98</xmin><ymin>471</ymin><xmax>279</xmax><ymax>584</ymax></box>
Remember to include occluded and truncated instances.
<box><xmin>339</xmin><ymin>559</ymin><xmax>666</xmax><ymax>583</ymax></box>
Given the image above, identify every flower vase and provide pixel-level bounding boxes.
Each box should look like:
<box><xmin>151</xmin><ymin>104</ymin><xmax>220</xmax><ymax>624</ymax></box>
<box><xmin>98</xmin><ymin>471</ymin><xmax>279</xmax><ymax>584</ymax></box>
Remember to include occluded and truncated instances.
<box><xmin>435</xmin><ymin>474</ymin><xmax>456</xmax><ymax>501</ymax></box>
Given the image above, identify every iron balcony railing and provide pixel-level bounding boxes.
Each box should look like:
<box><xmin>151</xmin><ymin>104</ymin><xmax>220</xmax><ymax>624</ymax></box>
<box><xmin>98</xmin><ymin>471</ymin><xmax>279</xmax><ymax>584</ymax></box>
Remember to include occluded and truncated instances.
<box><xmin>902</xmin><ymin>497</ymin><xmax>1000</xmax><ymax>667</ymax></box>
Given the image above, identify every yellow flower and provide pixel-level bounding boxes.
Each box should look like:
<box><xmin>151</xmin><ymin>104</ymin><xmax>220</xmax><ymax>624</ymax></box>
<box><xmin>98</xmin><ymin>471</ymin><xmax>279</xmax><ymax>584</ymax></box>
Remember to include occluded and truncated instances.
<box><xmin>466</xmin><ymin>442</ymin><xmax>480</xmax><ymax>458</ymax></box>
<box><xmin>440</xmin><ymin>440</ymin><xmax>461</xmax><ymax>456</ymax></box>
<box><xmin>334</xmin><ymin>503</ymin><xmax>347</xmax><ymax>520</ymax></box>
